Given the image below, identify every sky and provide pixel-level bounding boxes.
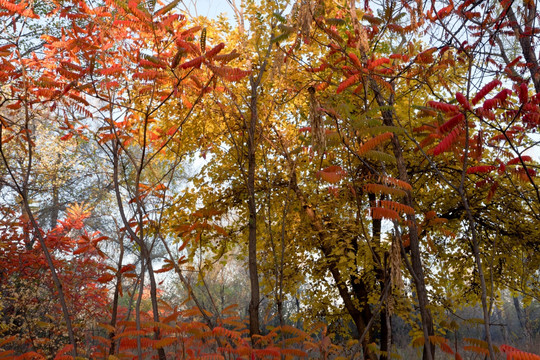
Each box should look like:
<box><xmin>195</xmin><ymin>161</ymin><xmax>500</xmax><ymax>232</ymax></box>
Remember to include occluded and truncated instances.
<box><xmin>181</xmin><ymin>0</ymin><xmax>234</xmax><ymax>19</ymax></box>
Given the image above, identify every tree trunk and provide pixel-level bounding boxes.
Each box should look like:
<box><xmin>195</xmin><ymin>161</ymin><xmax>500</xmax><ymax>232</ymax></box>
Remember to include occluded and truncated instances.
<box><xmin>247</xmin><ymin>77</ymin><xmax>261</xmax><ymax>339</ymax></box>
<box><xmin>145</xmin><ymin>249</ymin><xmax>167</xmax><ymax>360</ymax></box>
<box><xmin>368</xmin><ymin>193</ymin><xmax>390</xmax><ymax>360</ymax></box>
<box><xmin>501</xmin><ymin>1</ymin><xmax>540</xmax><ymax>93</ymax></box>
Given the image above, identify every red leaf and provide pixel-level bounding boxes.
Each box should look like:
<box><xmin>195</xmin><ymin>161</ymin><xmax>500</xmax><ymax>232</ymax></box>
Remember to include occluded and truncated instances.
<box><xmin>507</xmin><ymin>155</ymin><xmax>532</xmax><ymax>165</ymax></box>
<box><xmin>486</xmin><ymin>182</ymin><xmax>498</xmax><ymax>203</ymax></box>
<box><xmin>437</xmin><ymin>4</ymin><xmax>453</xmax><ymax>19</ymax></box>
<box><xmin>307</xmin><ymin>62</ymin><xmax>329</xmax><ymax>72</ymax></box>
<box><xmin>456</xmin><ymin>92</ymin><xmax>471</xmax><ymax>110</ymax></box>
<box><xmin>466</xmin><ymin>165</ymin><xmax>496</xmax><ymax>174</ymax></box>
<box><xmin>348</xmin><ymin>52</ymin><xmax>362</xmax><ymax>67</ymax></box>
<box><xmin>179</xmin><ymin>56</ymin><xmax>204</xmax><ymax>69</ymax></box>
<box><xmin>433</xmin><ymin>126</ymin><xmax>462</xmax><ymax>155</ymax></box>
<box><xmin>439</xmin><ymin>113</ymin><xmax>465</xmax><ymax>133</ymax></box>
<box><xmin>415</xmin><ymin>48</ymin><xmax>437</xmax><ymax>64</ymax></box>
<box><xmin>205</xmin><ymin>43</ymin><xmax>225</xmax><ymax>58</ymax></box>
<box><xmin>60</xmin><ymin>133</ymin><xmax>73</xmax><ymax>141</ymax></box>
<box><xmin>518</xmin><ymin>82</ymin><xmax>529</xmax><ymax>104</ymax></box>
<box><xmin>120</xmin><ymin>264</ymin><xmax>136</xmax><ymax>273</ymax></box>
<box><xmin>505</xmin><ymin>56</ymin><xmax>522</xmax><ymax>68</ymax></box>
<box><xmin>154</xmin><ymin>263</ymin><xmax>174</xmax><ymax>273</ymax></box>
<box><xmin>471</xmin><ymin>79</ymin><xmax>501</xmax><ymax>105</ymax></box>
<box><xmin>482</xmin><ymin>98</ymin><xmax>499</xmax><ymax>110</ymax></box>
<box><xmin>493</xmin><ymin>88</ymin><xmax>511</xmax><ymax>103</ymax></box>
<box><xmin>427</xmin><ymin>101</ymin><xmax>460</xmax><ymax>114</ymax></box>
<box><xmin>73</xmin><ymin>245</ymin><xmax>91</xmax><ymax>255</ymax></box>
<box><xmin>7</xmin><ymin>101</ymin><xmax>21</xmax><ymax>110</ymax></box>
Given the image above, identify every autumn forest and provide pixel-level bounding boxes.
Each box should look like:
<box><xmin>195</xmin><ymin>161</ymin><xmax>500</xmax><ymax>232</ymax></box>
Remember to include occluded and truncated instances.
<box><xmin>0</xmin><ymin>0</ymin><xmax>539</xmax><ymax>359</ymax></box>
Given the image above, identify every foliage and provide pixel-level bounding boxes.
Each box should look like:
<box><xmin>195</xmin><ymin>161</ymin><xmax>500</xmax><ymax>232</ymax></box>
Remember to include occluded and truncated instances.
<box><xmin>0</xmin><ymin>0</ymin><xmax>538</xmax><ymax>359</ymax></box>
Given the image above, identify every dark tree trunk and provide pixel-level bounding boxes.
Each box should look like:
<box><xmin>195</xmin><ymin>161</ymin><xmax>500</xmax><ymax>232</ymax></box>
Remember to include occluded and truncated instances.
<box><xmin>247</xmin><ymin>77</ymin><xmax>261</xmax><ymax>339</ymax></box>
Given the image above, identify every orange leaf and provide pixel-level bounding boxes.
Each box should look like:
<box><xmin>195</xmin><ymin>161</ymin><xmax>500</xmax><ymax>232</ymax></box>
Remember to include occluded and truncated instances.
<box><xmin>336</xmin><ymin>74</ymin><xmax>359</xmax><ymax>94</ymax></box>
<box><xmin>153</xmin><ymin>337</ymin><xmax>176</xmax><ymax>349</ymax></box>
<box><xmin>207</xmin><ymin>64</ymin><xmax>250</xmax><ymax>81</ymax></box>
<box><xmin>363</xmin><ymin>183</ymin><xmax>406</xmax><ymax>197</ymax></box>
<box><xmin>316</xmin><ymin>165</ymin><xmax>346</xmax><ymax>183</ymax></box>
<box><xmin>97</xmin><ymin>273</ymin><xmax>115</xmax><ymax>283</ymax></box>
<box><xmin>358</xmin><ymin>132</ymin><xmax>394</xmax><ymax>155</ymax></box>
<box><xmin>369</xmin><ymin>207</ymin><xmax>400</xmax><ymax>220</ymax></box>
<box><xmin>73</xmin><ymin>245</ymin><xmax>91</xmax><ymax>255</ymax></box>
<box><xmin>377</xmin><ymin>200</ymin><xmax>414</xmax><ymax>215</ymax></box>
<box><xmin>380</xmin><ymin>175</ymin><xmax>412</xmax><ymax>191</ymax></box>
<box><xmin>154</xmin><ymin>263</ymin><xmax>174</xmax><ymax>273</ymax></box>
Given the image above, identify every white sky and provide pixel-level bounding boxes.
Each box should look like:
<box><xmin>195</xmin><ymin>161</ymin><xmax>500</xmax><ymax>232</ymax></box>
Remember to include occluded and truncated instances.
<box><xmin>181</xmin><ymin>0</ymin><xmax>233</xmax><ymax>19</ymax></box>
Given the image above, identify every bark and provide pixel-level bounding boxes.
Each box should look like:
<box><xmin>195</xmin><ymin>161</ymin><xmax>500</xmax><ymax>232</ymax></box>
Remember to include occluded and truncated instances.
<box><xmin>247</xmin><ymin>76</ymin><xmax>261</xmax><ymax>338</ymax></box>
<box><xmin>49</xmin><ymin>154</ymin><xmax>62</xmax><ymax>230</ymax></box>
<box><xmin>463</xmin><ymin>203</ymin><xmax>496</xmax><ymax>360</ymax></box>
<box><xmin>379</xmin><ymin>256</ymin><xmax>389</xmax><ymax>360</ymax></box>
<box><xmin>368</xmin><ymin>193</ymin><xmax>390</xmax><ymax>360</ymax></box>
<box><xmin>244</xmin><ymin>35</ymin><xmax>274</xmax><ymax>339</ymax></box>
<box><xmin>276</xmin><ymin>187</ymin><xmax>290</xmax><ymax>329</ymax></box>
<box><xmin>264</xmin><ymin>156</ymin><xmax>291</xmax><ymax>330</ymax></box>
<box><xmin>496</xmin><ymin>306</ymin><xmax>509</xmax><ymax>344</ymax></box>
<box><xmin>135</xmin><ymin>260</ymin><xmax>145</xmax><ymax>360</ymax></box>
<box><xmin>144</xmin><ymin>247</ymin><xmax>167</xmax><ymax>360</ymax></box>
<box><xmin>22</xmin><ymin>200</ymin><xmax>78</xmax><ymax>356</ymax></box>
<box><xmin>501</xmin><ymin>1</ymin><xmax>540</xmax><ymax>92</ymax></box>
